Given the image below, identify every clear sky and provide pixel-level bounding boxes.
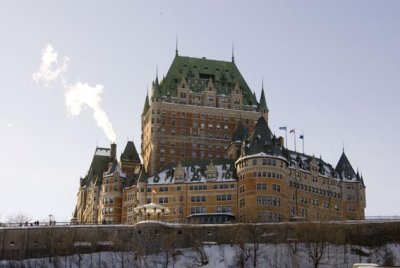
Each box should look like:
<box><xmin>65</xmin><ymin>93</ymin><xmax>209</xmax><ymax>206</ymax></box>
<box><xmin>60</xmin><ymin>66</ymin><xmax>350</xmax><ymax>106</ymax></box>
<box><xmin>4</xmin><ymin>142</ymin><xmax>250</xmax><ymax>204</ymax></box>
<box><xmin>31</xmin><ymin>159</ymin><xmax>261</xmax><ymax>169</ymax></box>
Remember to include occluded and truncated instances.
<box><xmin>1</xmin><ymin>1</ymin><xmax>399</xmax><ymax>222</ymax></box>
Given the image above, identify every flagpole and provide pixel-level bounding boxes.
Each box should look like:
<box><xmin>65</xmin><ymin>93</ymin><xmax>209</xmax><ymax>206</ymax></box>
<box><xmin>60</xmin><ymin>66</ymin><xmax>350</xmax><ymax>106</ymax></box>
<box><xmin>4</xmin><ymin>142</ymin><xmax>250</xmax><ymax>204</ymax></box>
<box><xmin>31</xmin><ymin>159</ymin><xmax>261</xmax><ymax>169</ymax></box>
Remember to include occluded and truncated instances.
<box><xmin>279</xmin><ymin>126</ymin><xmax>288</xmax><ymax>148</ymax></box>
<box><xmin>289</xmin><ymin>129</ymin><xmax>296</xmax><ymax>152</ymax></box>
<box><xmin>285</xmin><ymin>128</ymin><xmax>288</xmax><ymax>148</ymax></box>
<box><xmin>302</xmin><ymin>131</ymin><xmax>304</xmax><ymax>154</ymax></box>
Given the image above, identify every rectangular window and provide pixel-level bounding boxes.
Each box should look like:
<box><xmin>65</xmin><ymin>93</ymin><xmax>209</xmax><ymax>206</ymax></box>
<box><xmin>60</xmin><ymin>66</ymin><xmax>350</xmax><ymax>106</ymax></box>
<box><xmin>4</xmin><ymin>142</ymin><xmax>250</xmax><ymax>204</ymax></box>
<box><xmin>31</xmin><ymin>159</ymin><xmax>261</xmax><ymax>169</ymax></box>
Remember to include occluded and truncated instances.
<box><xmin>239</xmin><ymin>198</ymin><xmax>245</xmax><ymax>207</ymax></box>
<box><xmin>191</xmin><ymin>196</ymin><xmax>206</xmax><ymax>202</ymax></box>
<box><xmin>159</xmin><ymin>197</ymin><xmax>168</xmax><ymax>204</ymax></box>
<box><xmin>256</xmin><ymin>183</ymin><xmax>267</xmax><ymax>190</ymax></box>
<box><xmin>272</xmin><ymin>184</ymin><xmax>281</xmax><ymax>192</ymax></box>
<box><xmin>190</xmin><ymin>207</ymin><xmax>206</xmax><ymax>214</ymax></box>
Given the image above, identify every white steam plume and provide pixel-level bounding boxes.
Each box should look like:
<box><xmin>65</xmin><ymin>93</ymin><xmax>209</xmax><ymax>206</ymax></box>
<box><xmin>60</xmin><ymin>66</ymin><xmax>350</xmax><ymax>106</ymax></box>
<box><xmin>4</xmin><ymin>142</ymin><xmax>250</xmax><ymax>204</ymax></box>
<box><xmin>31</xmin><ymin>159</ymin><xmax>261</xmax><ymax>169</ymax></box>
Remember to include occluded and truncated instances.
<box><xmin>65</xmin><ymin>82</ymin><xmax>116</xmax><ymax>142</ymax></box>
<box><xmin>32</xmin><ymin>44</ymin><xmax>69</xmax><ymax>86</ymax></box>
<box><xmin>32</xmin><ymin>44</ymin><xmax>117</xmax><ymax>142</ymax></box>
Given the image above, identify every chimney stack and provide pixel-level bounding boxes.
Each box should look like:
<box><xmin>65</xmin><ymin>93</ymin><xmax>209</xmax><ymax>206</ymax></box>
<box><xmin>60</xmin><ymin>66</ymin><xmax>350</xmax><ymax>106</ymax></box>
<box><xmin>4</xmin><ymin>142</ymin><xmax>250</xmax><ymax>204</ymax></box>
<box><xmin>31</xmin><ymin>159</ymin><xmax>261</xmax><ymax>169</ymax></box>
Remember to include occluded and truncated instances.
<box><xmin>278</xmin><ymin>136</ymin><xmax>284</xmax><ymax>148</ymax></box>
<box><xmin>110</xmin><ymin>143</ymin><xmax>117</xmax><ymax>160</ymax></box>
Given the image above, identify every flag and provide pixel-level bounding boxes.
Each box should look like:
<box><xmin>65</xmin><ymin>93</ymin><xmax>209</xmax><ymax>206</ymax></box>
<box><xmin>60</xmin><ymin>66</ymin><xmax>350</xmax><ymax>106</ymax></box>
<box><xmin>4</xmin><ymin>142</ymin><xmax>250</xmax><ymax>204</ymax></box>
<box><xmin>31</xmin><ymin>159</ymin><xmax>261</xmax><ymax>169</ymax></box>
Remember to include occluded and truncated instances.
<box><xmin>290</xmin><ymin>129</ymin><xmax>295</xmax><ymax>134</ymax></box>
<box><xmin>299</xmin><ymin>135</ymin><xmax>304</xmax><ymax>139</ymax></box>
<box><xmin>279</xmin><ymin>126</ymin><xmax>287</xmax><ymax>130</ymax></box>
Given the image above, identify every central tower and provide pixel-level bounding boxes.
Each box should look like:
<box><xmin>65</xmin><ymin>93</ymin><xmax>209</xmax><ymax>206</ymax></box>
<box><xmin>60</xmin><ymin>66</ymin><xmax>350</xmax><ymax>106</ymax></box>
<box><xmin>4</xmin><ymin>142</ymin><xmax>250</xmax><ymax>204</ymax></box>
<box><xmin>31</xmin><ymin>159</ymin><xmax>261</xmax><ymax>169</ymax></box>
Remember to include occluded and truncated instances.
<box><xmin>141</xmin><ymin>53</ymin><xmax>267</xmax><ymax>176</ymax></box>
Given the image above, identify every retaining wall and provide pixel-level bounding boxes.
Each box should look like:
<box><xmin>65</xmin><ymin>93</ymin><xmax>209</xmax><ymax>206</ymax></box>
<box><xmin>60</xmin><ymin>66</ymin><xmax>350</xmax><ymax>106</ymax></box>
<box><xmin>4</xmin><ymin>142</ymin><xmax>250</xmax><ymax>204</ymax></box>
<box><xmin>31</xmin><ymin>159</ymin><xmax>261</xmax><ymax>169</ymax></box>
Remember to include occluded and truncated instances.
<box><xmin>1</xmin><ymin>221</ymin><xmax>400</xmax><ymax>260</ymax></box>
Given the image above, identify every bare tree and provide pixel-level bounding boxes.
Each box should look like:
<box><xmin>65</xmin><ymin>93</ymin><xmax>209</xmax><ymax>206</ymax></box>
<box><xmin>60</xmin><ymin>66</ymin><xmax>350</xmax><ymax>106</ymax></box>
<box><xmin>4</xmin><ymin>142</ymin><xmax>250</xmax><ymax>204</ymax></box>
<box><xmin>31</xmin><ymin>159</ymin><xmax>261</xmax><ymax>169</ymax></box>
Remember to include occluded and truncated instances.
<box><xmin>159</xmin><ymin>231</ymin><xmax>179</xmax><ymax>268</ymax></box>
<box><xmin>113</xmin><ymin>250</ymin><xmax>135</xmax><ymax>268</ymax></box>
<box><xmin>184</xmin><ymin>229</ymin><xmax>208</xmax><ymax>266</ymax></box>
<box><xmin>292</xmin><ymin>221</ymin><xmax>343</xmax><ymax>268</ymax></box>
<box><xmin>131</xmin><ymin>236</ymin><xmax>146</xmax><ymax>268</ymax></box>
<box><xmin>248</xmin><ymin>224</ymin><xmax>263</xmax><ymax>267</ymax></box>
<box><xmin>233</xmin><ymin>225</ymin><xmax>251</xmax><ymax>268</ymax></box>
<box><xmin>7</xmin><ymin>213</ymin><xmax>31</xmax><ymax>225</ymax></box>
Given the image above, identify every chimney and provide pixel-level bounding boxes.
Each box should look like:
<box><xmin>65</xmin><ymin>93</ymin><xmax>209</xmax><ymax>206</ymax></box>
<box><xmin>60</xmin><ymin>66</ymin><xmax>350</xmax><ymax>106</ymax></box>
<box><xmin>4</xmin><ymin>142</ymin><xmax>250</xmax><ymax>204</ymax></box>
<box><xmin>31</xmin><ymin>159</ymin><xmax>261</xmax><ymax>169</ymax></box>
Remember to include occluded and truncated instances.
<box><xmin>110</xmin><ymin>143</ymin><xmax>117</xmax><ymax>160</ymax></box>
<box><xmin>278</xmin><ymin>137</ymin><xmax>284</xmax><ymax>148</ymax></box>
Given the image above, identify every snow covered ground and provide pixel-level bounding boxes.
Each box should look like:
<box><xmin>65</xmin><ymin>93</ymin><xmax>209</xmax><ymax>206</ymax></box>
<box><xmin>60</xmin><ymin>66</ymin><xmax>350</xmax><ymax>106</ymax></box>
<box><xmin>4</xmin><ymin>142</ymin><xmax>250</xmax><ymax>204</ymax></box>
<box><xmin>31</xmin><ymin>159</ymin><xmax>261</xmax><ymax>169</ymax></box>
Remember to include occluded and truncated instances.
<box><xmin>1</xmin><ymin>242</ymin><xmax>399</xmax><ymax>267</ymax></box>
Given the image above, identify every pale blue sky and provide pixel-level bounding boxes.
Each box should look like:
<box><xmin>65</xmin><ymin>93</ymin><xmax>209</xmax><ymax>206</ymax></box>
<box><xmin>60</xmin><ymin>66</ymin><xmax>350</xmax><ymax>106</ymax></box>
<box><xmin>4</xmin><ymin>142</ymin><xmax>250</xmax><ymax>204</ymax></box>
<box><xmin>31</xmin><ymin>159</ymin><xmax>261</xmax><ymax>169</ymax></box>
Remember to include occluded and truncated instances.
<box><xmin>0</xmin><ymin>1</ymin><xmax>399</xmax><ymax>222</ymax></box>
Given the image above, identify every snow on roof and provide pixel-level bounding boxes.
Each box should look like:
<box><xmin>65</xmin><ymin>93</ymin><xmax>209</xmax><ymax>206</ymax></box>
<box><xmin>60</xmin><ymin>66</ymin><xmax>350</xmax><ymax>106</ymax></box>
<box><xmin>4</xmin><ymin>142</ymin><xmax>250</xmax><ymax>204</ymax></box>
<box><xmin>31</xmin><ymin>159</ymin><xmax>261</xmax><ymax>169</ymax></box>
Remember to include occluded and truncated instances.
<box><xmin>287</xmin><ymin>152</ymin><xmax>346</xmax><ymax>181</ymax></box>
<box><xmin>240</xmin><ymin>152</ymin><xmax>289</xmax><ymax>163</ymax></box>
<box><xmin>342</xmin><ymin>172</ymin><xmax>357</xmax><ymax>182</ymax></box>
<box><xmin>95</xmin><ymin>148</ymin><xmax>110</xmax><ymax>157</ymax></box>
<box><xmin>147</xmin><ymin>162</ymin><xmax>236</xmax><ymax>185</ymax></box>
<box><xmin>134</xmin><ymin>202</ymin><xmax>170</xmax><ymax>214</ymax></box>
<box><xmin>103</xmin><ymin>160</ymin><xmax>127</xmax><ymax>178</ymax></box>
<box><xmin>187</xmin><ymin>212</ymin><xmax>235</xmax><ymax>217</ymax></box>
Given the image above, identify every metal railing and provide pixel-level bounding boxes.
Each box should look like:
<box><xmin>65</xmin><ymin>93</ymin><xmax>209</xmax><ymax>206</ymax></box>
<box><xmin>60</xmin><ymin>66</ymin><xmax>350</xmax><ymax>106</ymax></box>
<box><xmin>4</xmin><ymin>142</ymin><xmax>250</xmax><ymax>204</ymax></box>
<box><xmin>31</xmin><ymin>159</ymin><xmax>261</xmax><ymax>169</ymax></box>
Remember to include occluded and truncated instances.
<box><xmin>2</xmin><ymin>216</ymin><xmax>400</xmax><ymax>228</ymax></box>
<box><xmin>364</xmin><ymin>216</ymin><xmax>400</xmax><ymax>221</ymax></box>
<box><xmin>1</xmin><ymin>221</ymin><xmax>123</xmax><ymax>228</ymax></box>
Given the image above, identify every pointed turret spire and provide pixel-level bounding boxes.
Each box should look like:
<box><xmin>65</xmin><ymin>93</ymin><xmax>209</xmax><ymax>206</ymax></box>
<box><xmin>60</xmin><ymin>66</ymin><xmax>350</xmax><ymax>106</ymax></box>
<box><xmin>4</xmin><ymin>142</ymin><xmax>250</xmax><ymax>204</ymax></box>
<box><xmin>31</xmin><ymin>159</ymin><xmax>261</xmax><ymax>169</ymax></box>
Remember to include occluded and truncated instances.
<box><xmin>142</xmin><ymin>92</ymin><xmax>150</xmax><ymax>116</ymax></box>
<box><xmin>335</xmin><ymin>151</ymin><xmax>357</xmax><ymax>180</ymax></box>
<box><xmin>152</xmin><ymin>79</ymin><xmax>161</xmax><ymax>99</ymax></box>
<box><xmin>259</xmin><ymin>81</ymin><xmax>267</xmax><ymax>109</ymax></box>
<box><xmin>137</xmin><ymin>166</ymin><xmax>148</xmax><ymax>183</ymax></box>
<box><xmin>152</xmin><ymin>68</ymin><xmax>161</xmax><ymax>100</ymax></box>
<box><xmin>258</xmin><ymin>80</ymin><xmax>269</xmax><ymax>120</ymax></box>
<box><xmin>121</xmin><ymin>141</ymin><xmax>141</xmax><ymax>163</ymax></box>
<box><xmin>245</xmin><ymin>116</ymin><xmax>273</xmax><ymax>156</ymax></box>
<box><xmin>156</xmin><ymin>66</ymin><xmax>159</xmax><ymax>84</ymax></box>
<box><xmin>175</xmin><ymin>35</ymin><xmax>179</xmax><ymax>56</ymax></box>
<box><xmin>231</xmin><ymin>42</ymin><xmax>235</xmax><ymax>62</ymax></box>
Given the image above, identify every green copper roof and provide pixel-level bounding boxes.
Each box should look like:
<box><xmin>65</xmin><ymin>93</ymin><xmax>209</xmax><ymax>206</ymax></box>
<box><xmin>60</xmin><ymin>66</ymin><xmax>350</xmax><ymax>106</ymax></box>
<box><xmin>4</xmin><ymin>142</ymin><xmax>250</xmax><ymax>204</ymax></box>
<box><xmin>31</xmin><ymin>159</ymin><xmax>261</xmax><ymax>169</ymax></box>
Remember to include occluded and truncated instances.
<box><xmin>155</xmin><ymin>55</ymin><xmax>259</xmax><ymax>106</ymax></box>
<box><xmin>152</xmin><ymin>77</ymin><xmax>161</xmax><ymax>99</ymax></box>
<box><xmin>80</xmin><ymin>147</ymin><xmax>111</xmax><ymax>187</ymax></box>
<box><xmin>245</xmin><ymin>116</ymin><xmax>273</xmax><ymax>155</ymax></box>
<box><xmin>258</xmin><ymin>87</ymin><xmax>268</xmax><ymax>112</ymax></box>
<box><xmin>231</xmin><ymin>120</ymin><xmax>247</xmax><ymax>143</ymax></box>
<box><xmin>142</xmin><ymin>93</ymin><xmax>150</xmax><ymax>115</ymax></box>
<box><xmin>121</xmin><ymin>141</ymin><xmax>141</xmax><ymax>163</ymax></box>
<box><xmin>335</xmin><ymin>152</ymin><xmax>357</xmax><ymax>179</ymax></box>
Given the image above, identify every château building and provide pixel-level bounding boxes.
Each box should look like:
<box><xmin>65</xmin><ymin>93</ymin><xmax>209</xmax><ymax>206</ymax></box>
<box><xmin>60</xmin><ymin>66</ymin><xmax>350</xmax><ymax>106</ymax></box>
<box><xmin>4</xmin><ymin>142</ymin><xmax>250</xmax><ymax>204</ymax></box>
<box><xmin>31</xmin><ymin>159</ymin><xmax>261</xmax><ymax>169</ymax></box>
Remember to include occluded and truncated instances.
<box><xmin>72</xmin><ymin>52</ymin><xmax>366</xmax><ymax>224</ymax></box>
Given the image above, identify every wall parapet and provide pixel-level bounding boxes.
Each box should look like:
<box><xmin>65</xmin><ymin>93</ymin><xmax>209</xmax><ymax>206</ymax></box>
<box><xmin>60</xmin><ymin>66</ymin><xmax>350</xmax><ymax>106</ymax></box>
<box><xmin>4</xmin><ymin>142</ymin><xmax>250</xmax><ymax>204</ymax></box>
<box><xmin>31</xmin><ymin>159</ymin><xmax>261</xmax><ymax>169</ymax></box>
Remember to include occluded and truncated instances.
<box><xmin>1</xmin><ymin>220</ymin><xmax>400</xmax><ymax>261</ymax></box>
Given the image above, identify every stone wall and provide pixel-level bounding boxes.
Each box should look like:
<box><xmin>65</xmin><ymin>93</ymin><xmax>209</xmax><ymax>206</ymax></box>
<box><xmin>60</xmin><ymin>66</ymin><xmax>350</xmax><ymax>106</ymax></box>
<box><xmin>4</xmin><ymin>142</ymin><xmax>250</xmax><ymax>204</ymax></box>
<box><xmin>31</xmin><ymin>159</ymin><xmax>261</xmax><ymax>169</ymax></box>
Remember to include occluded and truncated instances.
<box><xmin>1</xmin><ymin>221</ymin><xmax>400</xmax><ymax>260</ymax></box>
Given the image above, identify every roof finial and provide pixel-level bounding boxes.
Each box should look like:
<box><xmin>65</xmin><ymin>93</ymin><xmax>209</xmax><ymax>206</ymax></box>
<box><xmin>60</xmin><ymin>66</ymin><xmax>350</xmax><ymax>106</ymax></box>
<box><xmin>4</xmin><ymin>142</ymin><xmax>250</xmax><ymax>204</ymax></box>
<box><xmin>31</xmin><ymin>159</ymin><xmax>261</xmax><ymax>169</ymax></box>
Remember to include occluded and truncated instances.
<box><xmin>342</xmin><ymin>142</ymin><xmax>345</xmax><ymax>153</ymax></box>
<box><xmin>262</xmin><ymin>76</ymin><xmax>264</xmax><ymax>90</ymax></box>
<box><xmin>231</xmin><ymin>42</ymin><xmax>235</xmax><ymax>62</ymax></box>
<box><xmin>175</xmin><ymin>35</ymin><xmax>179</xmax><ymax>56</ymax></box>
<box><xmin>155</xmin><ymin>65</ymin><xmax>159</xmax><ymax>83</ymax></box>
